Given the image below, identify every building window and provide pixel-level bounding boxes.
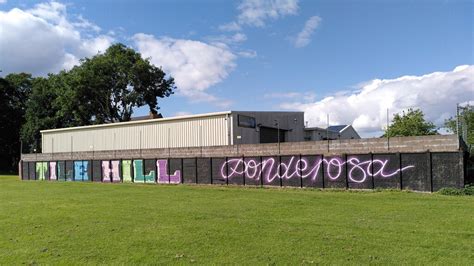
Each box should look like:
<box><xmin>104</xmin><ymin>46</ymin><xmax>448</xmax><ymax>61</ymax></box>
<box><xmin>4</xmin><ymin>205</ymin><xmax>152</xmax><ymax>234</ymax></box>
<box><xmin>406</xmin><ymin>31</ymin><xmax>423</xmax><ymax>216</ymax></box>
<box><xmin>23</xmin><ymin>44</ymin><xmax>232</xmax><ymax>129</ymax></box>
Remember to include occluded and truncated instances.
<box><xmin>238</xmin><ymin>115</ymin><xmax>256</xmax><ymax>128</ymax></box>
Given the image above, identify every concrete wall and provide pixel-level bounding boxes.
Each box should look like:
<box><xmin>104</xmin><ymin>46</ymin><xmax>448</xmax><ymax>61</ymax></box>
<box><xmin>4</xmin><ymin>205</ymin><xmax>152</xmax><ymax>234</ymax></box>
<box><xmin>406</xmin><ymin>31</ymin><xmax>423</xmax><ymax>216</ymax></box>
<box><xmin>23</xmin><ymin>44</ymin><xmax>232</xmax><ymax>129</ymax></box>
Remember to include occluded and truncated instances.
<box><xmin>20</xmin><ymin>135</ymin><xmax>468</xmax><ymax>192</ymax></box>
<box><xmin>23</xmin><ymin>134</ymin><xmax>460</xmax><ymax>161</ymax></box>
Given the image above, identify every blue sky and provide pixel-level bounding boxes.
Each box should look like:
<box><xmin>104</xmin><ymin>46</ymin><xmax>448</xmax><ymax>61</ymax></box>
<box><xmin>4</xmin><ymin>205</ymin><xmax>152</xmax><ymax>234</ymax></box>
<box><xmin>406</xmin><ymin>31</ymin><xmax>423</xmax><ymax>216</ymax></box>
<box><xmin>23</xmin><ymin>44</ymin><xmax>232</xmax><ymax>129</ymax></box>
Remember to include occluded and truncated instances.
<box><xmin>0</xmin><ymin>0</ymin><xmax>473</xmax><ymax>136</ymax></box>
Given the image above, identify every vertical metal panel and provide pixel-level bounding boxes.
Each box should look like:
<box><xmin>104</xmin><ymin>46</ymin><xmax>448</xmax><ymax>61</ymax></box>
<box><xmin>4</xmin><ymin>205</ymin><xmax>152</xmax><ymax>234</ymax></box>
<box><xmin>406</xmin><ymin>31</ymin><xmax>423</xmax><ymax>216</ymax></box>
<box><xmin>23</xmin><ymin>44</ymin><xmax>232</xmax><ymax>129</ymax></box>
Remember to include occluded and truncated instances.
<box><xmin>42</xmin><ymin>115</ymin><xmax>230</xmax><ymax>153</ymax></box>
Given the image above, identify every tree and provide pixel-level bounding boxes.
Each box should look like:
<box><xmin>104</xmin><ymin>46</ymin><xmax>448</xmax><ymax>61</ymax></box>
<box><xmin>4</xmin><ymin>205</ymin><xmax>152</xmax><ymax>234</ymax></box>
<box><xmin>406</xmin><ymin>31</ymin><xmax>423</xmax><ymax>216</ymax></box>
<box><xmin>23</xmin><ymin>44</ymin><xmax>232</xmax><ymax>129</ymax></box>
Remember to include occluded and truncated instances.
<box><xmin>60</xmin><ymin>43</ymin><xmax>176</xmax><ymax>124</ymax></box>
<box><xmin>444</xmin><ymin>105</ymin><xmax>474</xmax><ymax>145</ymax></box>
<box><xmin>0</xmin><ymin>73</ymin><xmax>33</xmax><ymax>173</ymax></box>
<box><xmin>384</xmin><ymin>108</ymin><xmax>437</xmax><ymax>137</ymax></box>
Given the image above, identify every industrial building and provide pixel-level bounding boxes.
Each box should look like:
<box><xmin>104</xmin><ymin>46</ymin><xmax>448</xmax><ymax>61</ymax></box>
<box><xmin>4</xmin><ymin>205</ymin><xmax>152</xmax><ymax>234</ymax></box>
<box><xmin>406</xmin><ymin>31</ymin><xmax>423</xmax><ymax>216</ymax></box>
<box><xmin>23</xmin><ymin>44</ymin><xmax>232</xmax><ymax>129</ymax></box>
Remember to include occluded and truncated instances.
<box><xmin>304</xmin><ymin>125</ymin><xmax>361</xmax><ymax>141</ymax></box>
<box><xmin>41</xmin><ymin>111</ymin><xmax>307</xmax><ymax>153</ymax></box>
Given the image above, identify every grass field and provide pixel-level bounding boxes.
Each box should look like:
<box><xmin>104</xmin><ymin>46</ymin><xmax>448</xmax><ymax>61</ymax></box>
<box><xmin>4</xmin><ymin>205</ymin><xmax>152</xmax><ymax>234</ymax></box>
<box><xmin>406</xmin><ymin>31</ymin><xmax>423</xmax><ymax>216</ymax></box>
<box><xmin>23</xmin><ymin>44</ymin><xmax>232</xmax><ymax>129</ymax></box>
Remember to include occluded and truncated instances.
<box><xmin>1</xmin><ymin>175</ymin><xmax>473</xmax><ymax>264</ymax></box>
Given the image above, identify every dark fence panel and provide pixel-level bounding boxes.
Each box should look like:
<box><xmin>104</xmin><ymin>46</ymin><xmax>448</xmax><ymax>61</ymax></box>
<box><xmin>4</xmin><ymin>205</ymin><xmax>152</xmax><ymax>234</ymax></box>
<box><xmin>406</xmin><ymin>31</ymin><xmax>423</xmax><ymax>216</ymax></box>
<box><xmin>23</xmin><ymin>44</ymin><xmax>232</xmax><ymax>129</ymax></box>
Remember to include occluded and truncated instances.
<box><xmin>197</xmin><ymin>158</ymin><xmax>211</xmax><ymax>184</ymax></box>
<box><xmin>262</xmin><ymin>156</ymin><xmax>280</xmax><ymax>187</ymax></box>
<box><xmin>373</xmin><ymin>154</ymin><xmax>400</xmax><ymax>189</ymax></box>
<box><xmin>227</xmin><ymin>157</ymin><xmax>244</xmax><ymax>185</ymax></box>
<box><xmin>432</xmin><ymin>152</ymin><xmax>463</xmax><ymax>191</ymax></box>
<box><xmin>301</xmin><ymin>155</ymin><xmax>323</xmax><ymax>188</ymax></box>
<box><xmin>324</xmin><ymin>156</ymin><xmax>346</xmax><ymax>188</ymax></box>
<box><xmin>347</xmin><ymin>154</ymin><xmax>372</xmax><ymax>189</ymax></box>
<box><xmin>182</xmin><ymin>158</ymin><xmax>197</xmax><ymax>184</ymax></box>
<box><xmin>281</xmin><ymin>155</ymin><xmax>301</xmax><ymax>187</ymax></box>
<box><xmin>401</xmin><ymin>153</ymin><xmax>430</xmax><ymax>191</ymax></box>
<box><xmin>211</xmin><ymin>157</ymin><xmax>226</xmax><ymax>185</ymax></box>
<box><xmin>244</xmin><ymin>157</ymin><xmax>261</xmax><ymax>186</ymax></box>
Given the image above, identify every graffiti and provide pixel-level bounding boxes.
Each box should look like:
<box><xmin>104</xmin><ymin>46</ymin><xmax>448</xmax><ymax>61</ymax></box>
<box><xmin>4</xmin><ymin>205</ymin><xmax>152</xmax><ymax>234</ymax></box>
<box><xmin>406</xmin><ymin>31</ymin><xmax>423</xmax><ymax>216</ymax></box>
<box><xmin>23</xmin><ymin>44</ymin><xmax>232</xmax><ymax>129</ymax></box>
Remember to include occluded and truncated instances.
<box><xmin>102</xmin><ymin>160</ymin><xmax>121</xmax><ymax>182</ymax></box>
<box><xmin>133</xmin><ymin>160</ymin><xmax>155</xmax><ymax>183</ymax></box>
<box><xmin>23</xmin><ymin>155</ymin><xmax>412</xmax><ymax>187</ymax></box>
<box><xmin>157</xmin><ymin>160</ymin><xmax>181</xmax><ymax>184</ymax></box>
<box><xmin>122</xmin><ymin>160</ymin><xmax>132</xmax><ymax>182</ymax></box>
<box><xmin>49</xmin><ymin>162</ymin><xmax>57</xmax><ymax>180</ymax></box>
<box><xmin>74</xmin><ymin>161</ymin><xmax>89</xmax><ymax>181</ymax></box>
<box><xmin>220</xmin><ymin>156</ymin><xmax>414</xmax><ymax>184</ymax></box>
<box><xmin>35</xmin><ymin>162</ymin><xmax>48</xmax><ymax>180</ymax></box>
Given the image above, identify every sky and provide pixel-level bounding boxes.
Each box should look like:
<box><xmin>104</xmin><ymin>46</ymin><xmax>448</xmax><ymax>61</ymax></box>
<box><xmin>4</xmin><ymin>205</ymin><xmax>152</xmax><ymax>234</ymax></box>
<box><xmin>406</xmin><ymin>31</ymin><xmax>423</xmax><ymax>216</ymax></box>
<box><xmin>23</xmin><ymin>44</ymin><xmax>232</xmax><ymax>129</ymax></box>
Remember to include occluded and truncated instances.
<box><xmin>0</xmin><ymin>0</ymin><xmax>473</xmax><ymax>137</ymax></box>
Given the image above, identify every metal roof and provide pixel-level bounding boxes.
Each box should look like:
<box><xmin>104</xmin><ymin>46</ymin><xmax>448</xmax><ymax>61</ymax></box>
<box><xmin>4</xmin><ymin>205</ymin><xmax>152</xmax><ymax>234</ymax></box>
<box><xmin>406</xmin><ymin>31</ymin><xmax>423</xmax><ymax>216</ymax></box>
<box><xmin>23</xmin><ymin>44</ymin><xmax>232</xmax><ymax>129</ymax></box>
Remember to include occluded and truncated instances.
<box><xmin>40</xmin><ymin>111</ymin><xmax>232</xmax><ymax>133</ymax></box>
<box><xmin>327</xmin><ymin>125</ymin><xmax>350</xmax><ymax>133</ymax></box>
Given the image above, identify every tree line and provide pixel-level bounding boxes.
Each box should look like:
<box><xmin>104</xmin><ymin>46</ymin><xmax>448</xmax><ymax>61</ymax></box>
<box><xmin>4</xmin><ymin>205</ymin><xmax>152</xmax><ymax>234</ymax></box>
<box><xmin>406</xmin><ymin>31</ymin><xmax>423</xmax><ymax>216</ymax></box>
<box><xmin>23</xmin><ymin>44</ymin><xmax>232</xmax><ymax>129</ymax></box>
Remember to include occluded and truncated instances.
<box><xmin>0</xmin><ymin>44</ymin><xmax>176</xmax><ymax>173</ymax></box>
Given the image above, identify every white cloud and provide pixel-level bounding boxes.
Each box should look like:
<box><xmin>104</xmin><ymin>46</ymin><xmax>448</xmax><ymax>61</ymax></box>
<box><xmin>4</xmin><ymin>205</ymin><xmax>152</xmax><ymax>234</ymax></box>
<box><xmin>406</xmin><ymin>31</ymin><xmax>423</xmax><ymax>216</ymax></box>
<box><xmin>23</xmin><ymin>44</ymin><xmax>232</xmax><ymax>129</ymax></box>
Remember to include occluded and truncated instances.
<box><xmin>133</xmin><ymin>33</ymin><xmax>236</xmax><ymax>106</ymax></box>
<box><xmin>206</xmin><ymin>33</ymin><xmax>247</xmax><ymax>45</ymax></box>
<box><xmin>238</xmin><ymin>0</ymin><xmax>299</xmax><ymax>27</ymax></box>
<box><xmin>237</xmin><ymin>50</ymin><xmax>257</xmax><ymax>58</ymax></box>
<box><xmin>0</xmin><ymin>0</ymin><xmax>7</xmax><ymax>4</ymax></box>
<box><xmin>280</xmin><ymin>65</ymin><xmax>474</xmax><ymax>137</ymax></box>
<box><xmin>0</xmin><ymin>1</ymin><xmax>114</xmax><ymax>76</ymax></box>
<box><xmin>218</xmin><ymin>21</ymin><xmax>242</xmax><ymax>32</ymax></box>
<box><xmin>293</xmin><ymin>15</ymin><xmax>321</xmax><ymax>48</ymax></box>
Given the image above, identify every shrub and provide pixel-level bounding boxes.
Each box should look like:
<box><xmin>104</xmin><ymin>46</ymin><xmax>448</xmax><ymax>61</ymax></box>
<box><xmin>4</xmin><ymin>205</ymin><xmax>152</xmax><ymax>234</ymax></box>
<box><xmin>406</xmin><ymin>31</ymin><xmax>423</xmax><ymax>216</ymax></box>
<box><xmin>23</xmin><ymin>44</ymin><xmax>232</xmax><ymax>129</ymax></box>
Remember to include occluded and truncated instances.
<box><xmin>438</xmin><ymin>185</ymin><xmax>474</xmax><ymax>196</ymax></box>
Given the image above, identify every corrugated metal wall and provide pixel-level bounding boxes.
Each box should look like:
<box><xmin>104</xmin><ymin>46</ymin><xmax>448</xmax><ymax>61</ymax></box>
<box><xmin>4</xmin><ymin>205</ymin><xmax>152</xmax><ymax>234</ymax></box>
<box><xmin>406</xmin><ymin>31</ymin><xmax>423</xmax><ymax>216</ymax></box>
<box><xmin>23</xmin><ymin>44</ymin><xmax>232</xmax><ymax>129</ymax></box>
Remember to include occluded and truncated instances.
<box><xmin>42</xmin><ymin>115</ymin><xmax>230</xmax><ymax>153</ymax></box>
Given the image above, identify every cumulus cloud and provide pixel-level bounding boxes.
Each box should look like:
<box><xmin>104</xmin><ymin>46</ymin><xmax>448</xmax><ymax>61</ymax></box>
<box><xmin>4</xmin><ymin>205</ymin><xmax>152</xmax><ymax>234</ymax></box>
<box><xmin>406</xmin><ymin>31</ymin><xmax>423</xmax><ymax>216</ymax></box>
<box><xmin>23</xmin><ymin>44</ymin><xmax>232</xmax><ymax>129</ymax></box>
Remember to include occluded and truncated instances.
<box><xmin>0</xmin><ymin>0</ymin><xmax>7</xmax><ymax>4</ymax></box>
<box><xmin>293</xmin><ymin>15</ymin><xmax>321</xmax><ymax>48</ymax></box>
<box><xmin>133</xmin><ymin>33</ymin><xmax>236</xmax><ymax>107</ymax></box>
<box><xmin>237</xmin><ymin>0</ymin><xmax>299</xmax><ymax>27</ymax></box>
<box><xmin>280</xmin><ymin>65</ymin><xmax>474</xmax><ymax>137</ymax></box>
<box><xmin>219</xmin><ymin>0</ymin><xmax>299</xmax><ymax>31</ymax></box>
<box><xmin>0</xmin><ymin>1</ymin><xmax>114</xmax><ymax>76</ymax></box>
<box><xmin>206</xmin><ymin>33</ymin><xmax>247</xmax><ymax>45</ymax></box>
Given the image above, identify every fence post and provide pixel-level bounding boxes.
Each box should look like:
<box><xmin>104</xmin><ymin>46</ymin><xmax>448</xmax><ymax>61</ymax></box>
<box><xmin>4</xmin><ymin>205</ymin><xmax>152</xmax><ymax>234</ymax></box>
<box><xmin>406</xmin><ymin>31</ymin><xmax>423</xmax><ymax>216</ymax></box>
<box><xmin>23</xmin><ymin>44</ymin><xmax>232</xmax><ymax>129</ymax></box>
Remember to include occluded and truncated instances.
<box><xmin>399</xmin><ymin>153</ymin><xmax>403</xmax><ymax>190</ymax></box>
<box><xmin>260</xmin><ymin>156</ymin><xmax>263</xmax><ymax>187</ymax></box>
<box><xmin>344</xmin><ymin>154</ymin><xmax>349</xmax><ymax>189</ymax></box>
<box><xmin>371</xmin><ymin>153</ymin><xmax>375</xmax><ymax>189</ymax></box>
<box><xmin>242</xmin><ymin>156</ymin><xmax>246</xmax><ymax>186</ymax></box>
<box><xmin>321</xmin><ymin>154</ymin><xmax>325</xmax><ymax>189</ymax></box>
<box><xmin>195</xmin><ymin>157</ymin><xmax>198</xmax><ymax>184</ymax></box>
<box><xmin>225</xmin><ymin>157</ymin><xmax>229</xmax><ymax>185</ymax></box>
<box><xmin>299</xmin><ymin>154</ymin><xmax>303</xmax><ymax>188</ymax></box>
<box><xmin>210</xmin><ymin>158</ymin><xmax>213</xmax><ymax>185</ymax></box>
<box><xmin>279</xmin><ymin>156</ymin><xmax>283</xmax><ymax>187</ymax></box>
<box><xmin>429</xmin><ymin>152</ymin><xmax>433</xmax><ymax>192</ymax></box>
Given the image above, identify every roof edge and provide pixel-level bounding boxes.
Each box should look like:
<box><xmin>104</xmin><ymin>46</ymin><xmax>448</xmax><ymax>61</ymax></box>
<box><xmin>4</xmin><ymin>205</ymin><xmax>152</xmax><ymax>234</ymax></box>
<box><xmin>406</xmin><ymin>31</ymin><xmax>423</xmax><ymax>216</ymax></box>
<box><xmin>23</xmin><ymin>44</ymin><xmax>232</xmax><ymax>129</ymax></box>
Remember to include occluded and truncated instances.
<box><xmin>41</xmin><ymin>111</ymin><xmax>232</xmax><ymax>134</ymax></box>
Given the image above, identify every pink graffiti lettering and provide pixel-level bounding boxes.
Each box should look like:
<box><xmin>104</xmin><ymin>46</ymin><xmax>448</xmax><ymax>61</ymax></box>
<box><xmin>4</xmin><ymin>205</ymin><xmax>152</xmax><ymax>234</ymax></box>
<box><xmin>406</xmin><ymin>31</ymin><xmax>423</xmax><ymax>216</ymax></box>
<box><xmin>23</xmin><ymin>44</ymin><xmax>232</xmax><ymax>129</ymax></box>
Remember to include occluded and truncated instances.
<box><xmin>49</xmin><ymin>162</ymin><xmax>57</xmax><ymax>180</ymax></box>
<box><xmin>102</xmin><ymin>160</ymin><xmax>121</xmax><ymax>182</ymax></box>
<box><xmin>221</xmin><ymin>156</ymin><xmax>414</xmax><ymax>184</ymax></box>
<box><xmin>156</xmin><ymin>160</ymin><xmax>181</xmax><ymax>184</ymax></box>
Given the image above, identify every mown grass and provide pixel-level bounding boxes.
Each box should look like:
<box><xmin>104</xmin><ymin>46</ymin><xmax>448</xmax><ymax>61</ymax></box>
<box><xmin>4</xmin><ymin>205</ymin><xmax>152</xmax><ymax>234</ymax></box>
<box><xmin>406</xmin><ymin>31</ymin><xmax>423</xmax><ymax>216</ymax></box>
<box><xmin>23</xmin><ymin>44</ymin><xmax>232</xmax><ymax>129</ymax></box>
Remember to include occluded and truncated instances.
<box><xmin>0</xmin><ymin>175</ymin><xmax>473</xmax><ymax>264</ymax></box>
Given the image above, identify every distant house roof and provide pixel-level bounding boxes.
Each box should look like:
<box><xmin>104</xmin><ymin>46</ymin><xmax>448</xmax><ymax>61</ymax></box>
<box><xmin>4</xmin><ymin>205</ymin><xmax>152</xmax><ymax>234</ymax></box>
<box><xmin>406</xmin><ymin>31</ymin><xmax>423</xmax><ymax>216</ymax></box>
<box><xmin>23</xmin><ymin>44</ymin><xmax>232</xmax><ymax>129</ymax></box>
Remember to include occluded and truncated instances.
<box><xmin>327</xmin><ymin>125</ymin><xmax>350</xmax><ymax>133</ymax></box>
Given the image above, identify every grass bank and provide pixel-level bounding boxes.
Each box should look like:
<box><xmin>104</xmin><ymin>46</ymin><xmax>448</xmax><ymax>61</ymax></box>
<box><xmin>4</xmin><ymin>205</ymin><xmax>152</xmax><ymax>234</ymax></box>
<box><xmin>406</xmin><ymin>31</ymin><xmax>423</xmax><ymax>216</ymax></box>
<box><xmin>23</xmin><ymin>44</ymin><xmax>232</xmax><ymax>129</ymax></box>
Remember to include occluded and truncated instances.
<box><xmin>0</xmin><ymin>175</ymin><xmax>472</xmax><ymax>264</ymax></box>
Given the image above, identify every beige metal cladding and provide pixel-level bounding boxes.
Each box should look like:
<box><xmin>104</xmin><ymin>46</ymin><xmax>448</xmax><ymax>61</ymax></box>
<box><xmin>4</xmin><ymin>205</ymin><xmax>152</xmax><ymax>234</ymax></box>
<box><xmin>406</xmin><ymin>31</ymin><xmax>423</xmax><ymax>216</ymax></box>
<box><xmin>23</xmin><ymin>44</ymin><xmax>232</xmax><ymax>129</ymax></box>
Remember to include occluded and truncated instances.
<box><xmin>41</xmin><ymin>113</ymin><xmax>231</xmax><ymax>153</ymax></box>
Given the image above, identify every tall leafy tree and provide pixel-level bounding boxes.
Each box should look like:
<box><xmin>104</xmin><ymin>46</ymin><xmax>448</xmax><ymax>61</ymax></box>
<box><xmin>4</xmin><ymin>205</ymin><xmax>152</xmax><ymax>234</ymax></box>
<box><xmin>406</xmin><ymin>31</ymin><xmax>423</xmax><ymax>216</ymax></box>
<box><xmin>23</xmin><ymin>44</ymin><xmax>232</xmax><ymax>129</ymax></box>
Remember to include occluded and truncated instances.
<box><xmin>61</xmin><ymin>43</ymin><xmax>176</xmax><ymax>124</ymax></box>
<box><xmin>384</xmin><ymin>108</ymin><xmax>438</xmax><ymax>137</ymax></box>
<box><xmin>0</xmin><ymin>73</ymin><xmax>33</xmax><ymax>172</ymax></box>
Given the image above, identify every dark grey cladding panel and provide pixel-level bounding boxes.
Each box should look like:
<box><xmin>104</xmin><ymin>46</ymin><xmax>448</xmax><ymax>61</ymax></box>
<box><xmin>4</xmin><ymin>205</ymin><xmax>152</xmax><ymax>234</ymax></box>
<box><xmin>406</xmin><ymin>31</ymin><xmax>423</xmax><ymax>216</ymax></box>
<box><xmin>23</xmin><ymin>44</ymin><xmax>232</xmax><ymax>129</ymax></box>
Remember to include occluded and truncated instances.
<box><xmin>211</xmin><ymin>158</ymin><xmax>227</xmax><ymax>185</ymax></box>
<box><xmin>21</xmin><ymin>162</ymin><xmax>28</xmax><ymax>180</ymax></box>
<box><xmin>261</xmin><ymin>156</ymin><xmax>281</xmax><ymax>187</ymax></box>
<box><xmin>92</xmin><ymin>160</ymin><xmax>102</xmax><ymax>182</ymax></box>
<box><xmin>301</xmin><ymin>155</ymin><xmax>323</xmax><ymax>188</ymax></box>
<box><xmin>28</xmin><ymin>162</ymin><xmax>35</xmax><ymax>180</ymax></box>
<box><xmin>227</xmin><ymin>158</ymin><xmax>244</xmax><ymax>185</ymax></box>
<box><xmin>57</xmin><ymin>161</ymin><xmax>66</xmax><ymax>181</ymax></box>
<box><xmin>323</xmin><ymin>156</ymin><xmax>346</xmax><ymax>188</ymax></box>
<box><xmin>197</xmin><ymin>158</ymin><xmax>211</xmax><ymax>184</ymax></box>
<box><xmin>347</xmin><ymin>154</ymin><xmax>372</xmax><ymax>189</ymax></box>
<box><xmin>432</xmin><ymin>153</ymin><xmax>463</xmax><ymax>191</ymax></box>
<box><xmin>281</xmin><ymin>156</ymin><xmax>301</xmax><ymax>187</ymax></box>
<box><xmin>401</xmin><ymin>153</ymin><xmax>430</xmax><ymax>191</ymax></box>
<box><xmin>182</xmin><ymin>158</ymin><xmax>197</xmax><ymax>184</ymax></box>
<box><xmin>243</xmin><ymin>157</ymin><xmax>261</xmax><ymax>186</ymax></box>
<box><xmin>373</xmin><ymin>154</ymin><xmax>400</xmax><ymax>189</ymax></box>
<box><xmin>169</xmin><ymin>158</ymin><xmax>182</xmax><ymax>184</ymax></box>
<box><xmin>65</xmin><ymin>161</ymin><xmax>74</xmax><ymax>181</ymax></box>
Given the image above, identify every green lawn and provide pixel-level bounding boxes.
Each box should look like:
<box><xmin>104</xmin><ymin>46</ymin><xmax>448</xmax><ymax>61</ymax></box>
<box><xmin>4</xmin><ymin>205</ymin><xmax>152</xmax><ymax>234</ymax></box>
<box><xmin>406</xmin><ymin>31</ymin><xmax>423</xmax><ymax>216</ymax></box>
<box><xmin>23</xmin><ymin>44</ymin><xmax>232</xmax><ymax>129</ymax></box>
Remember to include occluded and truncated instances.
<box><xmin>1</xmin><ymin>175</ymin><xmax>473</xmax><ymax>264</ymax></box>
